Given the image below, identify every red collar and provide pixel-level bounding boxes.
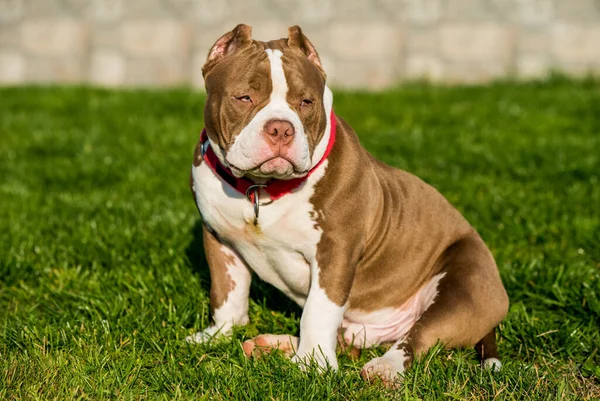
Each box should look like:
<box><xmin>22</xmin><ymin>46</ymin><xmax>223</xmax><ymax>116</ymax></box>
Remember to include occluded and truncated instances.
<box><xmin>200</xmin><ymin>111</ymin><xmax>336</xmax><ymax>203</ymax></box>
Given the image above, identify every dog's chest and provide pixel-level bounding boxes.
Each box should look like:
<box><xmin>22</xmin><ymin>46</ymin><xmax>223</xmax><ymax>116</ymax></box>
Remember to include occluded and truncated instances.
<box><xmin>192</xmin><ymin>161</ymin><xmax>327</xmax><ymax>306</ymax></box>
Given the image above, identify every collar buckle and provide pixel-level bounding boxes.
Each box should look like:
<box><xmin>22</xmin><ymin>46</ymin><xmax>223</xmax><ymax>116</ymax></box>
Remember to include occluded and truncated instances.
<box><xmin>200</xmin><ymin>137</ymin><xmax>211</xmax><ymax>159</ymax></box>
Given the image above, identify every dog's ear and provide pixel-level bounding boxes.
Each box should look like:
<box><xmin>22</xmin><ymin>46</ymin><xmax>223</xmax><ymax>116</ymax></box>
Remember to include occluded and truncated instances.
<box><xmin>287</xmin><ymin>25</ymin><xmax>325</xmax><ymax>77</ymax></box>
<box><xmin>203</xmin><ymin>24</ymin><xmax>253</xmax><ymax>77</ymax></box>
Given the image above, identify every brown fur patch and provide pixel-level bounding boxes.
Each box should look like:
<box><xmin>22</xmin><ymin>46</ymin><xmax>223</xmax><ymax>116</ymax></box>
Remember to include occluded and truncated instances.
<box><xmin>190</xmin><ymin>139</ymin><xmax>203</xmax><ymax>213</ymax></box>
<box><xmin>282</xmin><ymin>51</ymin><xmax>327</xmax><ymax>154</ymax></box>
<box><xmin>203</xmin><ymin>41</ymin><xmax>272</xmax><ymax>151</ymax></box>
<box><xmin>396</xmin><ymin>342</ymin><xmax>414</xmax><ymax>370</ymax></box>
<box><xmin>192</xmin><ymin>138</ymin><xmax>203</xmax><ymax>168</ymax></box>
<box><xmin>310</xmin><ymin>117</ymin><xmax>477</xmax><ymax>310</ymax></box>
<box><xmin>403</xmin><ymin>235</ymin><xmax>509</xmax><ymax>354</ymax></box>
<box><xmin>202</xmin><ymin>225</ymin><xmax>236</xmax><ymax>310</ymax></box>
<box><xmin>310</xmin><ymin>117</ymin><xmax>376</xmax><ymax>306</ymax></box>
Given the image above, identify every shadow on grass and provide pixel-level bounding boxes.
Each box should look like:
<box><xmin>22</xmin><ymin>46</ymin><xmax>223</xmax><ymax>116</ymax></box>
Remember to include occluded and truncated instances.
<box><xmin>185</xmin><ymin>219</ymin><xmax>302</xmax><ymax>319</ymax></box>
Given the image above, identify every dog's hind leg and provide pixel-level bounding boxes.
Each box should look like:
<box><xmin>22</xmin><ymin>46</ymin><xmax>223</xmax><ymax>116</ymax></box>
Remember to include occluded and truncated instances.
<box><xmin>475</xmin><ymin>328</ymin><xmax>502</xmax><ymax>371</ymax></box>
<box><xmin>361</xmin><ymin>234</ymin><xmax>509</xmax><ymax>386</ymax></box>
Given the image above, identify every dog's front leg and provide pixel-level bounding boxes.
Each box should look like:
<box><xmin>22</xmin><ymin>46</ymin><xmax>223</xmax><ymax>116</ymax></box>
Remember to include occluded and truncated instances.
<box><xmin>293</xmin><ymin>254</ymin><xmax>355</xmax><ymax>371</ymax></box>
<box><xmin>186</xmin><ymin>225</ymin><xmax>251</xmax><ymax>344</ymax></box>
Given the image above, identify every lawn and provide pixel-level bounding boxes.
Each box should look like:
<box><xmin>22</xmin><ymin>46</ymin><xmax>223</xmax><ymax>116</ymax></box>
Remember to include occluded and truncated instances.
<box><xmin>1</xmin><ymin>78</ymin><xmax>599</xmax><ymax>400</ymax></box>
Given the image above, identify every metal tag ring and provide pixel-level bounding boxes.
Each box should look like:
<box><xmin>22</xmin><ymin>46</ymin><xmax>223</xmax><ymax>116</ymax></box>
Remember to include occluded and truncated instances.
<box><xmin>245</xmin><ymin>184</ymin><xmax>268</xmax><ymax>220</ymax></box>
<box><xmin>245</xmin><ymin>184</ymin><xmax>267</xmax><ymax>203</ymax></box>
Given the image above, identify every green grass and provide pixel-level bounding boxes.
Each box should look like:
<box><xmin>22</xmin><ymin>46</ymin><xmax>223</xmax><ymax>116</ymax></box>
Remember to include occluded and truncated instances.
<box><xmin>1</xmin><ymin>77</ymin><xmax>599</xmax><ymax>400</ymax></box>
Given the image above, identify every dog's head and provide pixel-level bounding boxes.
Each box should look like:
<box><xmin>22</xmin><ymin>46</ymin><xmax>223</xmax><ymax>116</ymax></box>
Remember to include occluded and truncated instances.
<box><xmin>202</xmin><ymin>24</ymin><xmax>333</xmax><ymax>181</ymax></box>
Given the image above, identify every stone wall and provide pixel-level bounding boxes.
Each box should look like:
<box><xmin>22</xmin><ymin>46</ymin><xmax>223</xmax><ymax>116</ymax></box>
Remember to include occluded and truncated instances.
<box><xmin>1</xmin><ymin>0</ymin><xmax>599</xmax><ymax>88</ymax></box>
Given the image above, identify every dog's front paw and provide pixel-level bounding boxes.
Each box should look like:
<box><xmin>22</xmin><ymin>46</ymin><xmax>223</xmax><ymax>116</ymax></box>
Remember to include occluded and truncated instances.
<box><xmin>186</xmin><ymin>324</ymin><xmax>233</xmax><ymax>344</ymax></box>
<box><xmin>242</xmin><ymin>334</ymin><xmax>298</xmax><ymax>358</ymax></box>
<box><xmin>292</xmin><ymin>344</ymin><xmax>338</xmax><ymax>371</ymax></box>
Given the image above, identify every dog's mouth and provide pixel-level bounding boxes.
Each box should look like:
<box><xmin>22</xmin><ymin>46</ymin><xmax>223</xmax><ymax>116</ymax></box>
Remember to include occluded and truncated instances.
<box><xmin>228</xmin><ymin>157</ymin><xmax>309</xmax><ymax>180</ymax></box>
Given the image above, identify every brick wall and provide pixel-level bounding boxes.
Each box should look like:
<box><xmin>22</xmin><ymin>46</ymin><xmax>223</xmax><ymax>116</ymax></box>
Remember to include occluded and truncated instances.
<box><xmin>1</xmin><ymin>0</ymin><xmax>599</xmax><ymax>88</ymax></box>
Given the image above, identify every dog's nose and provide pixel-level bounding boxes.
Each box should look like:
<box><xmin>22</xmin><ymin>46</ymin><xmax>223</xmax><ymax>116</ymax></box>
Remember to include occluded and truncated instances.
<box><xmin>263</xmin><ymin>119</ymin><xmax>295</xmax><ymax>148</ymax></box>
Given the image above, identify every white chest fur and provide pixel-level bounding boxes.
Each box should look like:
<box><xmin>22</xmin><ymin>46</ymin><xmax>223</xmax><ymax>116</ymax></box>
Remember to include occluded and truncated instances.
<box><xmin>191</xmin><ymin>160</ymin><xmax>328</xmax><ymax>306</ymax></box>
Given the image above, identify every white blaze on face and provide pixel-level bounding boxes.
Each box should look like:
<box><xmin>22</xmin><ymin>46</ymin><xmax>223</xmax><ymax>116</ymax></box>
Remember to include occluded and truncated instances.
<box><xmin>311</xmin><ymin>85</ymin><xmax>333</xmax><ymax>167</ymax></box>
<box><xmin>224</xmin><ymin>49</ymin><xmax>334</xmax><ymax>179</ymax></box>
<box><xmin>225</xmin><ymin>49</ymin><xmax>309</xmax><ymax>177</ymax></box>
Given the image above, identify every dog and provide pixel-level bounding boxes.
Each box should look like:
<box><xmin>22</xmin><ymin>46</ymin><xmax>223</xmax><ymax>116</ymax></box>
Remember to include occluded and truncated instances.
<box><xmin>187</xmin><ymin>24</ymin><xmax>509</xmax><ymax>385</ymax></box>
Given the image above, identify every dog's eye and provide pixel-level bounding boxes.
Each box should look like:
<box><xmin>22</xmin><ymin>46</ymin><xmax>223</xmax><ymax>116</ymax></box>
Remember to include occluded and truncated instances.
<box><xmin>235</xmin><ymin>95</ymin><xmax>252</xmax><ymax>103</ymax></box>
<box><xmin>301</xmin><ymin>99</ymin><xmax>313</xmax><ymax>107</ymax></box>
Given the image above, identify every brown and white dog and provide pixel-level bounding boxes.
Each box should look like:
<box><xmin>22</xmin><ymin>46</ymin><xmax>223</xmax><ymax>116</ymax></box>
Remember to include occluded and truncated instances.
<box><xmin>188</xmin><ymin>24</ymin><xmax>509</xmax><ymax>385</ymax></box>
